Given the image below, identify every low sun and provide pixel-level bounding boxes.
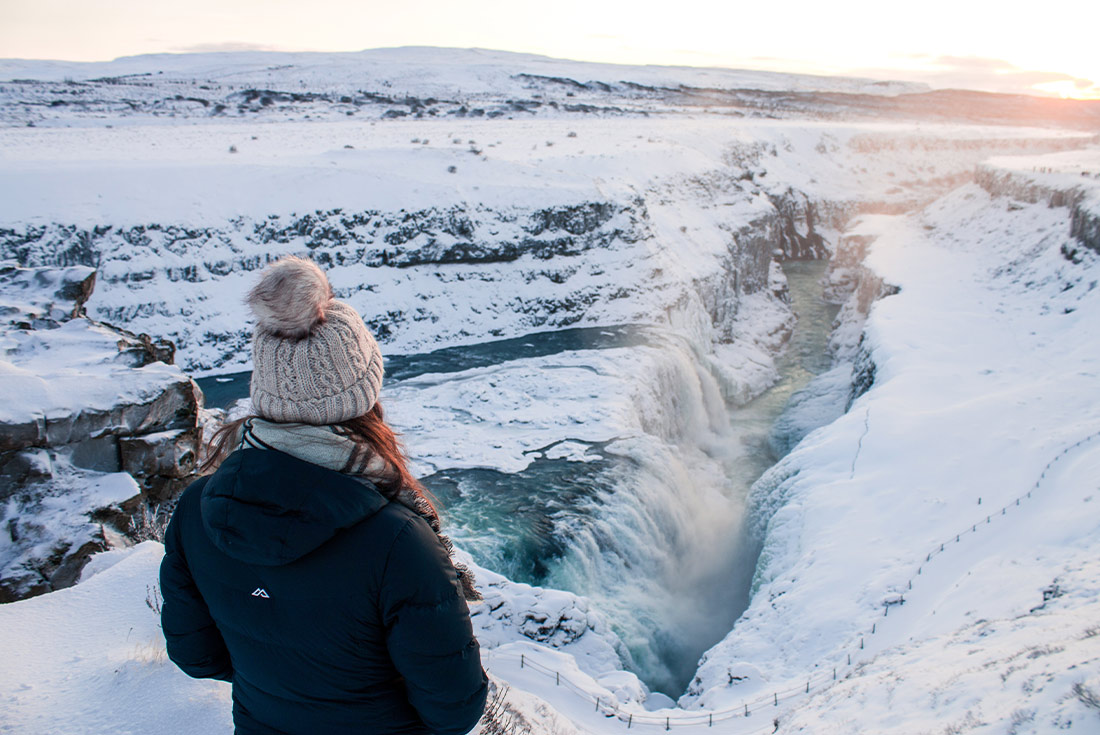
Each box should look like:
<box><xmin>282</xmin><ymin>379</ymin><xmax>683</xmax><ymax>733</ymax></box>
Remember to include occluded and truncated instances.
<box><xmin>1032</xmin><ymin>80</ymin><xmax>1100</xmax><ymax>100</ymax></box>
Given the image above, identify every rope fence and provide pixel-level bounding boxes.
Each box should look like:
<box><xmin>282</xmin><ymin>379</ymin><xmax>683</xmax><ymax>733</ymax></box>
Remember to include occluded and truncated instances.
<box><xmin>482</xmin><ymin>429</ymin><xmax>1100</xmax><ymax>730</ymax></box>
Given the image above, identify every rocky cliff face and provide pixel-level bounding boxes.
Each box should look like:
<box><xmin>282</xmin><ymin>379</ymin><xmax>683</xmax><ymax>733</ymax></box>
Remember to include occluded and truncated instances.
<box><xmin>0</xmin><ymin>192</ymin><xmax>781</xmax><ymax>380</ymax></box>
<box><xmin>976</xmin><ymin>162</ymin><xmax>1100</xmax><ymax>256</ymax></box>
<box><xmin>0</xmin><ymin>264</ymin><xmax>203</xmax><ymax>601</ymax></box>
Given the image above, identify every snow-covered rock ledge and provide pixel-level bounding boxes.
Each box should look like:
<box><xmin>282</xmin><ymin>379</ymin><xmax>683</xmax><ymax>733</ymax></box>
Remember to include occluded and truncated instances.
<box><xmin>683</xmin><ymin>151</ymin><xmax>1100</xmax><ymax>732</ymax></box>
<box><xmin>0</xmin><ymin>264</ymin><xmax>202</xmax><ymax>601</ymax></box>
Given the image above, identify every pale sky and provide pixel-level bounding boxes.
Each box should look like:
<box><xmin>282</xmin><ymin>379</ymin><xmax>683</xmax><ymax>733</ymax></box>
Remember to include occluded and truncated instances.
<box><xmin>2</xmin><ymin>0</ymin><xmax>1098</xmax><ymax>99</ymax></box>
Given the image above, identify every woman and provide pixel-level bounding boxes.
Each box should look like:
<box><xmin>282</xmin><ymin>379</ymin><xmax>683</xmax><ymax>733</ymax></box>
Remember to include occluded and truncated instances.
<box><xmin>160</xmin><ymin>256</ymin><xmax>488</xmax><ymax>734</ymax></box>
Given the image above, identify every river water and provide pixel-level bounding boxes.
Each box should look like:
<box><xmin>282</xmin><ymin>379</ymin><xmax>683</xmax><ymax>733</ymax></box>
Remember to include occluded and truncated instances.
<box><xmin>195</xmin><ymin>260</ymin><xmax>839</xmax><ymax>697</ymax></box>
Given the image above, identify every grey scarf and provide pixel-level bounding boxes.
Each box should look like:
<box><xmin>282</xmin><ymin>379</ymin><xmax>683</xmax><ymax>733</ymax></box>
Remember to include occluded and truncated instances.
<box><xmin>240</xmin><ymin>418</ymin><xmax>481</xmax><ymax>602</ymax></box>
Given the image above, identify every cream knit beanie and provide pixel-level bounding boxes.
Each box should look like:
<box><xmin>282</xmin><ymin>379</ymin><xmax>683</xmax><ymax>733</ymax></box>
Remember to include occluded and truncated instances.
<box><xmin>247</xmin><ymin>257</ymin><xmax>384</xmax><ymax>424</ymax></box>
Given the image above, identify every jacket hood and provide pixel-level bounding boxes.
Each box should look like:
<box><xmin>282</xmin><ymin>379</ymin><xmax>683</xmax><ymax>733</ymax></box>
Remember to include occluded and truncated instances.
<box><xmin>201</xmin><ymin>448</ymin><xmax>388</xmax><ymax>566</ymax></box>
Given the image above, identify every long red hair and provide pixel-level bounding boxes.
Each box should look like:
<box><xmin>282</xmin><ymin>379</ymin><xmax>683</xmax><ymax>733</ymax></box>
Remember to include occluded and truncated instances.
<box><xmin>201</xmin><ymin>401</ymin><xmax>434</xmax><ymax>513</ymax></box>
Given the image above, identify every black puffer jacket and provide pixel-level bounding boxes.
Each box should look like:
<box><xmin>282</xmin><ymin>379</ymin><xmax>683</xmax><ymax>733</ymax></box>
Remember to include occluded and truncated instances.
<box><xmin>160</xmin><ymin>448</ymin><xmax>488</xmax><ymax>734</ymax></box>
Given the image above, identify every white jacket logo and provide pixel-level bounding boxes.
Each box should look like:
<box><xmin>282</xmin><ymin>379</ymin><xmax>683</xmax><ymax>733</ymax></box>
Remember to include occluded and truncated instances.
<box><xmin>251</xmin><ymin>588</ymin><xmax>270</xmax><ymax>598</ymax></box>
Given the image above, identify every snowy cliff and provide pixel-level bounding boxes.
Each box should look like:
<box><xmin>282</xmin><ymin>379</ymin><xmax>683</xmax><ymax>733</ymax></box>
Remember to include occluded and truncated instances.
<box><xmin>682</xmin><ymin>152</ymin><xmax>1100</xmax><ymax>734</ymax></box>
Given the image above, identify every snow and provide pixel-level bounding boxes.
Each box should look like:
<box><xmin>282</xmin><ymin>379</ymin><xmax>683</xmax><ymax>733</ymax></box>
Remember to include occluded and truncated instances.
<box><xmin>3</xmin><ymin>47</ymin><xmax>1100</xmax><ymax>734</ymax></box>
<box><xmin>0</xmin><ymin>106</ymin><xmax>1088</xmax><ymax>380</ymax></box>
<box><xmin>0</xmin><ymin>542</ymin><xmax>232</xmax><ymax>735</ymax></box>
<box><xmin>0</xmin><ymin>318</ymin><xmax>185</xmax><ymax>425</ymax></box>
<box><xmin>0</xmin><ymin>47</ymin><xmax>930</xmax><ymax>101</ymax></box>
<box><xmin>8</xmin><ymin>159</ymin><xmax>1098</xmax><ymax>732</ymax></box>
<box><xmin>685</xmin><ymin>169</ymin><xmax>1100</xmax><ymax>732</ymax></box>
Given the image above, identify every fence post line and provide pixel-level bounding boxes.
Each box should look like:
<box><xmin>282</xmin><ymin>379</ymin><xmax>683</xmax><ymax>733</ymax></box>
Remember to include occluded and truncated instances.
<box><xmin>665</xmin><ymin>716</ymin><xmax>670</xmax><ymax>731</ymax></box>
<box><xmin>860</xmin><ymin>638</ymin><xmax>864</xmax><ymax>649</ymax></box>
<box><xmin>520</xmin><ymin>654</ymin><xmax>524</xmax><ymax>668</ymax></box>
<box><xmin>595</xmin><ymin>698</ymin><xmax>599</xmax><ymax>712</ymax></box>
<box><xmin>555</xmin><ymin>672</ymin><xmax>559</xmax><ymax>686</ymax></box>
<box><xmin>805</xmin><ymin>681</ymin><xmax>809</xmax><ymax>693</ymax></box>
<box><xmin>847</xmin><ymin>653</ymin><xmax>851</xmax><ymax>665</ymax></box>
<box><xmin>774</xmin><ymin>692</ymin><xmax>778</xmax><ymax>706</ymax></box>
<box><xmin>833</xmin><ymin>668</ymin><xmax>837</xmax><ymax>680</ymax></box>
<box><xmin>745</xmin><ymin>704</ymin><xmax>749</xmax><ymax>717</ymax></box>
<box><xmin>872</xmin><ymin>623</ymin><xmax>876</xmax><ymax>633</ymax></box>
<box><xmin>627</xmin><ymin>713</ymin><xmax>632</xmax><ymax>728</ymax></box>
<box><xmin>709</xmin><ymin>713</ymin><xmax>713</xmax><ymax>727</ymax></box>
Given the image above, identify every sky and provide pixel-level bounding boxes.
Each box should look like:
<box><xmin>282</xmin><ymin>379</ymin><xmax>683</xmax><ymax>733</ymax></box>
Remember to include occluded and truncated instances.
<box><xmin>1</xmin><ymin>0</ymin><xmax>1098</xmax><ymax>99</ymax></box>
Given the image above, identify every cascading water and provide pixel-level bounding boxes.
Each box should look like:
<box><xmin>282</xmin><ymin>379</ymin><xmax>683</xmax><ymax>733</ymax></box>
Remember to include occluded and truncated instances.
<box><xmin>422</xmin><ymin>260</ymin><xmax>840</xmax><ymax>696</ymax></box>
<box><xmin>194</xmin><ymin>261</ymin><xmax>840</xmax><ymax>697</ymax></box>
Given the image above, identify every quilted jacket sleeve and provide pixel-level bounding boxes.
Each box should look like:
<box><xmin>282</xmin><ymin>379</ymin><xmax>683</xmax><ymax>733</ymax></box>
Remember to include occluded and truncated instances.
<box><xmin>381</xmin><ymin>516</ymin><xmax>488</xmax><ymax>734</ymax></box>
<box><xmin>159</xmin><ymin>485</ymin><xmax>234</xmax><ymax>682</ymax></box>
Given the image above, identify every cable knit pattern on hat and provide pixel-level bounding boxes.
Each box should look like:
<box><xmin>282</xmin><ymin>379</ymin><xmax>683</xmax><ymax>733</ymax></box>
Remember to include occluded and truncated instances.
<box><xmin>248</xmin><ymin>258</ymin><xmax>384</xmax><ymax>424</ymax></box>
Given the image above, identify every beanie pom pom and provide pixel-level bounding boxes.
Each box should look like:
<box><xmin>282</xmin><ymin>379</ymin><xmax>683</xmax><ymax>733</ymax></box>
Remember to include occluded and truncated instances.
<box><xmin>247</xmin><ymin>256</ymin><xmax>333</xmax><ymax>338</ymax></box>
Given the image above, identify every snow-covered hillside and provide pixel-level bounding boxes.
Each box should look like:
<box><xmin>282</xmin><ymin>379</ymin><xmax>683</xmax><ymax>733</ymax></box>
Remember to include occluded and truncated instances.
<box><xmin>2</xmin><ymin>49</ymin><xmax>1100</xmax><ymax>734</ymax></box>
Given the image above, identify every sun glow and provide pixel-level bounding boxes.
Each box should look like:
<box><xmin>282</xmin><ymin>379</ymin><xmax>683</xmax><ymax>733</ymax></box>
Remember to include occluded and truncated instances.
<box><xmin>1031</xmin><ymin>80</ymin><xmax>1100</xmax><ymax>101</ymax></box>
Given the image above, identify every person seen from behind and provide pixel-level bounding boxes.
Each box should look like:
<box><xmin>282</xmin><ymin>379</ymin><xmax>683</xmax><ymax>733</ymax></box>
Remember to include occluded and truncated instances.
<box><xmin>159</xmin><ymin>256</ymin><xmax>488</xmax><ymax>734</ymax></box>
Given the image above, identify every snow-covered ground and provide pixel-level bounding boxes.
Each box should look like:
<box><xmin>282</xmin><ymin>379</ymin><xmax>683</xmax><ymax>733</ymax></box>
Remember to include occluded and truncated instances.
<box><xmin>3</xmin><ymin>49</ymin><xmax>1100</xmax><ymax>734</ymax></box>
<box><xmin>683</xmin><ymin>171</ymin><xmax>1100</xmax><ymax>730</ymax></box>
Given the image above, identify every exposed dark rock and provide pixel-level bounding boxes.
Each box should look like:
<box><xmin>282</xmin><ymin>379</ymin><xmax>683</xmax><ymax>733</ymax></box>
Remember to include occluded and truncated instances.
<box><xmin>847</xmin><ymin>336</ymin><xmax>877</xmax><ymax>409</ymax></box>
<box><xmin>768</xmin><ymin>190</ymin><xmax>829</xmax><ymax>260</ymax></box>
<box><xmin>120</xmin><ymin>427</ymin><xmax>200</xmax><ymax>480</ymax></box>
